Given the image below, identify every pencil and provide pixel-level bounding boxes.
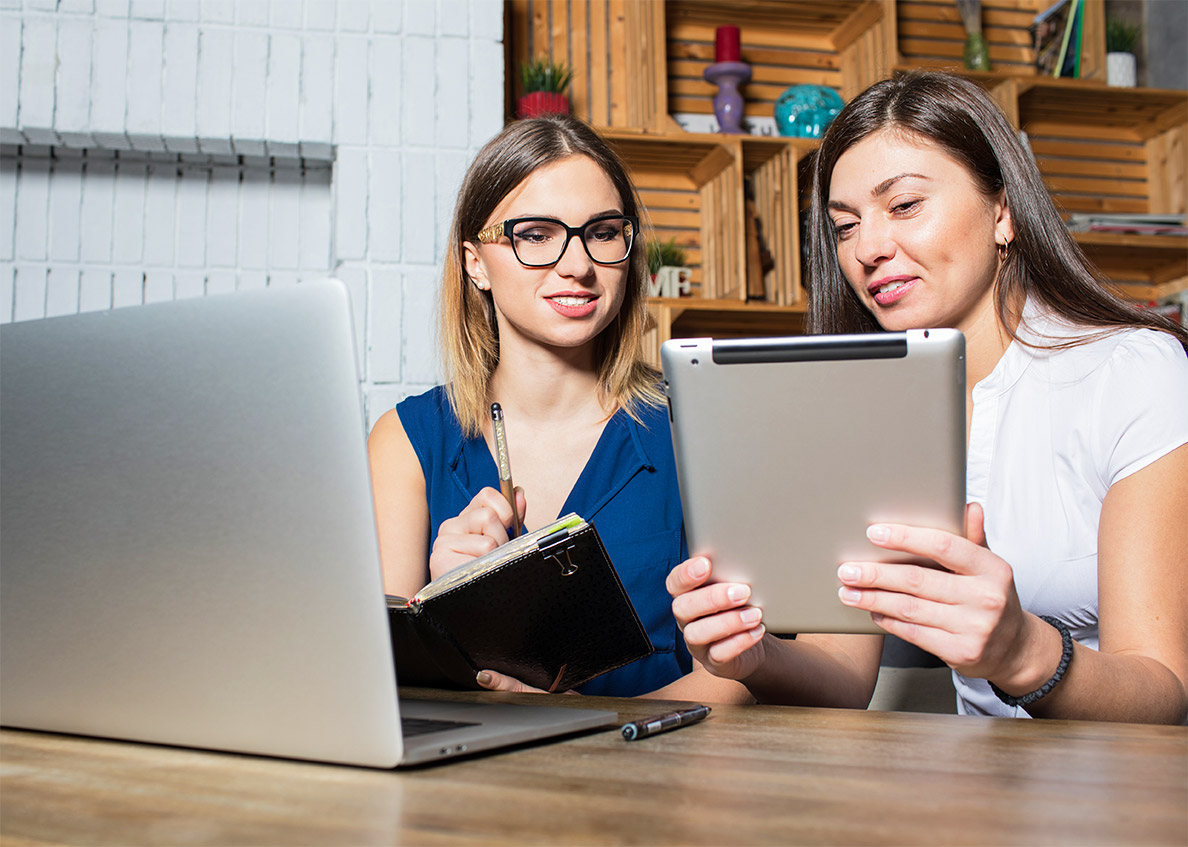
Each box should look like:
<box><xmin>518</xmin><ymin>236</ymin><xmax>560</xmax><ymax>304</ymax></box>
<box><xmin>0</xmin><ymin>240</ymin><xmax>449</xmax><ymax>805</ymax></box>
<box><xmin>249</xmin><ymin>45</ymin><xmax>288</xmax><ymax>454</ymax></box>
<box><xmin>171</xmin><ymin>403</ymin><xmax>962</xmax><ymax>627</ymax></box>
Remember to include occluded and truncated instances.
<box><xmin>490</xmin><ymin>402</ymin><xmax>520</xmax><ymax>538</ymax></box>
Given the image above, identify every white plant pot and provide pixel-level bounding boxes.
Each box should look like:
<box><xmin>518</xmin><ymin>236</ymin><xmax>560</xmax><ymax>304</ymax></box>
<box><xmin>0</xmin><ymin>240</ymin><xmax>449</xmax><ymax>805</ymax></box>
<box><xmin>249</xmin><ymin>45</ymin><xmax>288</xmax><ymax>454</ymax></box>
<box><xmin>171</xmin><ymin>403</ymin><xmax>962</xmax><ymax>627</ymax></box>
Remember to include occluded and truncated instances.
<box><xmin>655</xmin><ymin>266</ymin><xmax>691</xmax><ymax>298</ymax></box>
<box><xmin>1107</xmin><ymin>52</ymin><xmax>1137</xmax><ymax>88</ymax></box>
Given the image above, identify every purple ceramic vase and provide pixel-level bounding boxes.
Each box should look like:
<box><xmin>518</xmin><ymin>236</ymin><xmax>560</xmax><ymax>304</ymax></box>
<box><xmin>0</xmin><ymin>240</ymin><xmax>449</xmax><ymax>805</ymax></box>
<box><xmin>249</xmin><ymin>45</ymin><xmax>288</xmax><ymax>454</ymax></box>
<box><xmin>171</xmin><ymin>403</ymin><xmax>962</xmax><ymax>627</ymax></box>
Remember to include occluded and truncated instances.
<box><xmin>703</xmin><ymin>61</ymin><xmax>751</xmax><ymax>134</ymax></box>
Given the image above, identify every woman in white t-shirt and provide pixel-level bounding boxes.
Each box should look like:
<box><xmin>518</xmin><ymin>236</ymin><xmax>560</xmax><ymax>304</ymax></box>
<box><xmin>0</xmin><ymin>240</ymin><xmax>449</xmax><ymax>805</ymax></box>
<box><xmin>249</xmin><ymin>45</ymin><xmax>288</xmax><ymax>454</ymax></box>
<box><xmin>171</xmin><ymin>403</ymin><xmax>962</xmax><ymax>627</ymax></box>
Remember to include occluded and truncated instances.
<box><xmin>668</xmin><ymin>70</ymin><xmax>1188</xmax><ymax>723</ymax></box>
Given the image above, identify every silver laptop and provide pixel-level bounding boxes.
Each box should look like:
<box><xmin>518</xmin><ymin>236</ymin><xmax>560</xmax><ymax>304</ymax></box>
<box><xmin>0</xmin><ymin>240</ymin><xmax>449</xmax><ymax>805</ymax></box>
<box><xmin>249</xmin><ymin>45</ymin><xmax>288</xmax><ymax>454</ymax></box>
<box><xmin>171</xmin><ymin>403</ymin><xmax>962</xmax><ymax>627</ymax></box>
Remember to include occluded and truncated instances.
<box><xmin>661</xmin><ymin>331</ymin><xmax>966</xmax><ymax>634</ymax></box>
<box><xmin>0</xmin><ymin>280</ymin><xmax>615</xmax><ymax>768</ymax></box>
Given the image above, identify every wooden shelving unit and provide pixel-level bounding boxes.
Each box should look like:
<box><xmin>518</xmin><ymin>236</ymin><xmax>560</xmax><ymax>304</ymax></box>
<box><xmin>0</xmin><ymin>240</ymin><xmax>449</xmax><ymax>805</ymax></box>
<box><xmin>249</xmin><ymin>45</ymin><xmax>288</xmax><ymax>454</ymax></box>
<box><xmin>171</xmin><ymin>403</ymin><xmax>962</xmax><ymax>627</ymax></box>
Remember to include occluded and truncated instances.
<box><xmin>508</xmin><ymin>0</ymin><xmax>1187</xmax><ymax>365</ymax></box>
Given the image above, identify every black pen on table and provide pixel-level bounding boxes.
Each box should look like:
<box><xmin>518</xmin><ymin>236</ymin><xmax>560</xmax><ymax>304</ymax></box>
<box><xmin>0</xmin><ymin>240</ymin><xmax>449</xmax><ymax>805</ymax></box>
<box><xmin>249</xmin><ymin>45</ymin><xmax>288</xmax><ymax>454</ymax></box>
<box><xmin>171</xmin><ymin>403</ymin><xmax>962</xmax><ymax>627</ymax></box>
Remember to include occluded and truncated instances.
<box><xmin>621</xmin><ymin>705</ymin><xmax>711</xmax><ymax>741</ymax></box>
<box><xmin>490</xmin><ymin>402</ymin><xmax>520</xmax><ymax>538</ymax></box>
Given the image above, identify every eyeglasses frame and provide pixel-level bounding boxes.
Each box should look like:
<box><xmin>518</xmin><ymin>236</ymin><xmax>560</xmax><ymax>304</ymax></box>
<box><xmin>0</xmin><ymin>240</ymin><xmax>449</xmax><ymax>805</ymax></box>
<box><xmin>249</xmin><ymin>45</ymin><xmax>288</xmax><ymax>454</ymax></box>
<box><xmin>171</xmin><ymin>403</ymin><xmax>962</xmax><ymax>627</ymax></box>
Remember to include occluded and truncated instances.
<box><xmin>475</xmin><ymin>214</ymin><xmax>638</xmax><ymax>268</ymax></box>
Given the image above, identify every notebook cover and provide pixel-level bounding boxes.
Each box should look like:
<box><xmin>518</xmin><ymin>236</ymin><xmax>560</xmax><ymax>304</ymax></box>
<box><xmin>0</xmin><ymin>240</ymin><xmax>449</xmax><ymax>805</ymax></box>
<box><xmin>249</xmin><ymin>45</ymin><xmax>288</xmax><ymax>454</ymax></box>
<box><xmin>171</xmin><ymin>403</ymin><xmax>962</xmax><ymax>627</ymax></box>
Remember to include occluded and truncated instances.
<box><xmin>388</xmin><ymin>521</ymin><xmax>654</xmax><ymax>692</ymax></box>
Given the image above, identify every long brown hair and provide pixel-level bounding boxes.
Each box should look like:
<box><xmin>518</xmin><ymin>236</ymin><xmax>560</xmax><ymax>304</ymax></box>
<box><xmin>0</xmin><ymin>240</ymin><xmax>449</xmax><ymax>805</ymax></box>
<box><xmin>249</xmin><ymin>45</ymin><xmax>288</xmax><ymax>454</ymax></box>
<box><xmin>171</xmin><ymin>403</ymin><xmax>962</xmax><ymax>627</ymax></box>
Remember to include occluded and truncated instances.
<box><xmin>438</xmin><ymin>114</ymin><xmax>661</xmax><ymax>437</ymax></box>
<box><xmin>806</xmin><ymin>70</ymin><xmax>1188</xmax><ymax>352</ymax></box>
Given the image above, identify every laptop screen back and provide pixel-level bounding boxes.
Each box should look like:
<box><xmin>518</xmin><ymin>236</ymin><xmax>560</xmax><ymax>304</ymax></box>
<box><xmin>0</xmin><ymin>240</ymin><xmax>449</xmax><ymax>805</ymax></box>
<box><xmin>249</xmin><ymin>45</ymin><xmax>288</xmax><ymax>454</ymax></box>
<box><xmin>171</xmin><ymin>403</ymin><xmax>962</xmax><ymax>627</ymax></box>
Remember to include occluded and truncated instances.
<box><xmin>1</xmin><ymin>282</ymin><xmax>405</xmax><ymax>767</ymax></box>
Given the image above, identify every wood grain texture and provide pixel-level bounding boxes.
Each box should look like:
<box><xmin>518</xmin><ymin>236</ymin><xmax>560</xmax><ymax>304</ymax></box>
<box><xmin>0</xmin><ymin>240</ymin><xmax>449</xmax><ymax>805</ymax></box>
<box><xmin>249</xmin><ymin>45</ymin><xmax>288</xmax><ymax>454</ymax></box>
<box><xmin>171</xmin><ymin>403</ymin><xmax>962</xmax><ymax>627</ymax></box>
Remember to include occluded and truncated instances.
<box><xmin>3</xmin><ymin>690</ymin><xmax>1185</xmax><ymax>846</ymax></box>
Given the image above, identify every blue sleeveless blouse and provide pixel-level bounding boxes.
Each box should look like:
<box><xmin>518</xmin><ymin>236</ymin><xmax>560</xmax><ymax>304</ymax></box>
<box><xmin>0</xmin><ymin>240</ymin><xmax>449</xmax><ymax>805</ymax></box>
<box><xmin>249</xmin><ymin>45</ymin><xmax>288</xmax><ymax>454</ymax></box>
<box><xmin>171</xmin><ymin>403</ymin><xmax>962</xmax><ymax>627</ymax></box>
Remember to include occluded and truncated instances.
<box><xmin>396</xmin><ymin>386</ymin><xmax>692</xmax><ymax>697</ymax></box>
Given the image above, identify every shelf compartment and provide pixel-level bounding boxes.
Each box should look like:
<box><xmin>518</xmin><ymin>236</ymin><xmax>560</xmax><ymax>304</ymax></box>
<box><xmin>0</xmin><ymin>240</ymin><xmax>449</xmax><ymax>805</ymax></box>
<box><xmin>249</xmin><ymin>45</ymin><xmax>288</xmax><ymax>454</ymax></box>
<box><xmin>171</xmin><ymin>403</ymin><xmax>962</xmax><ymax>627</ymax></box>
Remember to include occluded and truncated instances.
<box><xmin>1016</xmin><ymin>81</ymin><xmax>1188</xmax><ymax>217</ymax></box>
<box><xmin>665</xmin><ymin>0</ymin><xmax>893</xmax><ymax>118</ymax></box>
<box><xmin>896</xmin><ymin>0</ymin><xmax>1105</xmax><ymax>81</ymax></box>
<box><xmin>742</xmin><ymin>137</ymin><xmax>816</xmax><ymax>307</ymax></box>
<box><xmin>509</xmin><ymin>0</ymin><xmax>670</xmax><ymax>130</ymax></box>
<box><xmin>603</xmin><ymin>131</ymin><xmax>742</xmax><ymax>299</ymax></box>
<box><xmin>1075</xmin><ymin>232</ymin><xmax>1188</xmax><ymax>291</ymax></box>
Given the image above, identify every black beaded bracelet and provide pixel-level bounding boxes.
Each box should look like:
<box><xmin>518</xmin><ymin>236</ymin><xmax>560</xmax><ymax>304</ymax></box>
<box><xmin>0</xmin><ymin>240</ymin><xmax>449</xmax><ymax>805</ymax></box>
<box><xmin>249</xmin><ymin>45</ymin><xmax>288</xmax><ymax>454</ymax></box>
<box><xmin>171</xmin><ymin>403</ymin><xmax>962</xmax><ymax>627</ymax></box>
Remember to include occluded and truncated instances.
<box><xmin>989</xmin><ymin>615</ymin><xmax>1074</xmax><ymax>709</ymax></box>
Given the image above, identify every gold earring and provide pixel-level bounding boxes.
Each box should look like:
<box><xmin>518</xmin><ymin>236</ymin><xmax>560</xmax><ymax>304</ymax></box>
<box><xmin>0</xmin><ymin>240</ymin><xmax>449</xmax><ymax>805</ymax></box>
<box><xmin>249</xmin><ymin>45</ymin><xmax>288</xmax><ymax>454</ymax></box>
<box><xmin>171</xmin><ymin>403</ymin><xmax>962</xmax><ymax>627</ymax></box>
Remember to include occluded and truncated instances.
<box><xmin>998</xmin><ymin>240</ymin><xmax>1010</xmax><ymax>263</ymax></box>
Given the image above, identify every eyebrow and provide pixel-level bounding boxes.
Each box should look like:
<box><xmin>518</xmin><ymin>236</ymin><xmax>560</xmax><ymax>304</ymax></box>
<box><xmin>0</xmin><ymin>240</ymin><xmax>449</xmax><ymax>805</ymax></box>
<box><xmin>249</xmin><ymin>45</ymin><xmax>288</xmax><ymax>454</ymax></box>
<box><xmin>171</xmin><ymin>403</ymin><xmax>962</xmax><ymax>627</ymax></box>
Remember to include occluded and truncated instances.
<box><xmin>827</xmin><ymin>172</ymin><xmax>930</xmax><ymax>212</ymax></box>
<box><xmin>508</xmin><ymin>209</ymin><xmax>624</xmax><ymax>221</ymax></box>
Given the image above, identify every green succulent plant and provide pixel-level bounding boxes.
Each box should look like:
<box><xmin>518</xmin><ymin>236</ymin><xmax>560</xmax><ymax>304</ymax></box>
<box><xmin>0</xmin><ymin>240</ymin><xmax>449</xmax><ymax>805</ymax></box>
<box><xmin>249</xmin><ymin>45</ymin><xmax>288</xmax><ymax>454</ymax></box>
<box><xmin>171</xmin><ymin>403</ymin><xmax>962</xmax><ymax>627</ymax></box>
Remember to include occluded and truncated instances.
<box><xmin>520</xmin><ymin>57</ymin><xmax>573</xmax><ymax>94</ymax></box>
<box><xmin>1106</xmin><ymin>18</ymin><xmax>1140</xmax><ymax>54</ymax></box>
<box><xmin>646</xmin><ymin>238</ymin><xmax>688</xmax><ymax>275</ymax></box>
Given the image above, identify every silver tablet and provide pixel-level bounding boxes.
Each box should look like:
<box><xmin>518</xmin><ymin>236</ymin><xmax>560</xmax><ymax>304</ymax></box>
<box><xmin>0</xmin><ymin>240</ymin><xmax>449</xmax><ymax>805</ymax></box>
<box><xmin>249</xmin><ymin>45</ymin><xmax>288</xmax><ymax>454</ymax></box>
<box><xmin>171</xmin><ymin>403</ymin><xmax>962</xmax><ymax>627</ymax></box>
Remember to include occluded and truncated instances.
<box><xmin>662</xmin><ymin>330</ymin><xmax>966</xmax><ymax>634</ymax></box>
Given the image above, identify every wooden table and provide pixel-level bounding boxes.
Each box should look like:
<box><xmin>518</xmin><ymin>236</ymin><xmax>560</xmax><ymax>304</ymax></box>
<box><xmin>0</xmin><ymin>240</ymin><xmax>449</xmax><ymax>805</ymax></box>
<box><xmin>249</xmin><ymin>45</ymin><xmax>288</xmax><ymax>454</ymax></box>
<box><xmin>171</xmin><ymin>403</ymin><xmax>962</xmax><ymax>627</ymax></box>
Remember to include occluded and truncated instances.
<box><xmin>2</xmin><ymin>690</ymin><xmax>1185</xmax><ymax>846</ymax></box>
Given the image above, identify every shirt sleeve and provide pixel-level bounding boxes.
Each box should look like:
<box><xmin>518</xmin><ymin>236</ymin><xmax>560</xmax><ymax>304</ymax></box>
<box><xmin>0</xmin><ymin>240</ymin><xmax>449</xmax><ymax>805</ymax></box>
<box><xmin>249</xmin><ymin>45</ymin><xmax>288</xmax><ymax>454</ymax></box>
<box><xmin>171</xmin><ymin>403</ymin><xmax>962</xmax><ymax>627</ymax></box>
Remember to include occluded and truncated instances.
<box><xmin>1094</xmin><ymin>329</ymin><xmax>1188</xmax><ymax>488</ymax></box>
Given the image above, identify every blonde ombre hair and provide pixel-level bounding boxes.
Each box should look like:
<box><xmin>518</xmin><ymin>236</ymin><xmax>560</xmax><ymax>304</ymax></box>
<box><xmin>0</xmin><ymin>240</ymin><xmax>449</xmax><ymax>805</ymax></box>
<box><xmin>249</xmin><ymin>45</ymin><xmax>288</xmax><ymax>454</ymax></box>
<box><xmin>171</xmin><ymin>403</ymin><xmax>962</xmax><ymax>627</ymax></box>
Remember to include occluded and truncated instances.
<box><xmin>438</xmin><ymin>114</ymin><xmax>662</xmax><ymax>438</ymax></box>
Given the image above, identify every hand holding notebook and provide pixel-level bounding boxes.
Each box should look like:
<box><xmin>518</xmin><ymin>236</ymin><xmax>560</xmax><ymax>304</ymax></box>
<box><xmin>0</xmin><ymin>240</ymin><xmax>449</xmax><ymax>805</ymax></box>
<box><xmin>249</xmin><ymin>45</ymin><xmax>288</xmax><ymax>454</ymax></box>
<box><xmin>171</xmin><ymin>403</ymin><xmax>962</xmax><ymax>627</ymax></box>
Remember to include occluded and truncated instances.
<box><xmin>388</xmin><ymin>514</ymin><xmax>654</xmax><ymax>692</ymax></box>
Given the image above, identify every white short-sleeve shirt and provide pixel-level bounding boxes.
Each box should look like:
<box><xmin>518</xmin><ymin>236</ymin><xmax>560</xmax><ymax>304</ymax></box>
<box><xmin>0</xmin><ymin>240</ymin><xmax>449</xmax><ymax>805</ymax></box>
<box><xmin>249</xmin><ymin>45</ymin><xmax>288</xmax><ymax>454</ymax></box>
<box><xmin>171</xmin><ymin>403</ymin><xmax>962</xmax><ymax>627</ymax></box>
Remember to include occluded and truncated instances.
<box><xmin>957</xmin><ymin>302</ymin><xmax>1188</xmax><ymax>717</ymax></box>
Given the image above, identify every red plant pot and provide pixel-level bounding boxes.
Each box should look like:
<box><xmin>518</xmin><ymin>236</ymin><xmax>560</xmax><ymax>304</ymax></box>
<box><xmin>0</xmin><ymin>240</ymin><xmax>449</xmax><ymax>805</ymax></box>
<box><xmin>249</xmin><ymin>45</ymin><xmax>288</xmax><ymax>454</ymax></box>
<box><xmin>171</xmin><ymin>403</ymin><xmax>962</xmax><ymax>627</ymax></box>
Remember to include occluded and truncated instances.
<box><xmin>517</xmin><ymin>91</ymin><xmax>570</xmax><ymax>118</ymax></box>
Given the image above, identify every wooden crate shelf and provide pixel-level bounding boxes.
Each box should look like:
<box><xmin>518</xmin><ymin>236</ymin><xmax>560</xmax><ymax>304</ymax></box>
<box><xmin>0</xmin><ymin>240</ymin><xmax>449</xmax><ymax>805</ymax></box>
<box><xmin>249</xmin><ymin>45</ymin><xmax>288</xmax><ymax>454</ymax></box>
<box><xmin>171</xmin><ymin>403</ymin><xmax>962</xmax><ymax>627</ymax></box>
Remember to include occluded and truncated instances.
<box><xmin>507</xmin><ymin>0</ymin><xmax>1188</xmax><ymax>354</ymax></box>
<box><xmin>1016</xmin><ymin>81</ymin><xmax>1188</xmax><ymax>217</ymax></box>
<box><xmin>602</xmin><ymin>131</ymin><xmax>741</xmax><ymax>299</ymax></box>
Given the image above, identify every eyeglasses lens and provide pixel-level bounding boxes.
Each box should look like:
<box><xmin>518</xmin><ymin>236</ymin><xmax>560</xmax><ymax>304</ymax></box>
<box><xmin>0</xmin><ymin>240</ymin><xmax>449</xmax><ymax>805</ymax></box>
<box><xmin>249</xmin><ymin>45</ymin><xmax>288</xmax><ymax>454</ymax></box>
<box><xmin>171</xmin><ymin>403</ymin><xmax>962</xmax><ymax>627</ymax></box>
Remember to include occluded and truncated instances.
<box><xmin>510</xmin><ymin>218</ymin><xmax>633</xmax><ymax>266</ymax></box>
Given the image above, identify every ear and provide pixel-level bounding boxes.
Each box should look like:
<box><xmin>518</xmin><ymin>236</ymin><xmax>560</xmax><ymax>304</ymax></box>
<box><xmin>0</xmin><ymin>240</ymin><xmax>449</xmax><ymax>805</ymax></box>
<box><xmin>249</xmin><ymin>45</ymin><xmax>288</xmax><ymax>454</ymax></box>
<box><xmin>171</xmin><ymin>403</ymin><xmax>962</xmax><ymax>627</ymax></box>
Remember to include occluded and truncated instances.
<box><xmin>462</xmin><ymin>241</ymin><xmax>489</xmax><ymax>290</ymax></box>
<box><xmin>993</xmin><ymin>192</ymin><xmax>1015</xmax><ymax>246</ymax></box>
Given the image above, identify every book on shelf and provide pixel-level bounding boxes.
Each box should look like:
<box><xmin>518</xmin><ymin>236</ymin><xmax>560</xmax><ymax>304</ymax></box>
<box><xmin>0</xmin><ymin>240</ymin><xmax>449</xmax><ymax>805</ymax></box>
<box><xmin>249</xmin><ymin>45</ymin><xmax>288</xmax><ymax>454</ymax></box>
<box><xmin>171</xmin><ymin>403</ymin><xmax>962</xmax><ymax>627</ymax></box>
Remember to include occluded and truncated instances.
<box><xmin>1031</xmin><ymin>0</ymin><xmax>1082</xmax><ymax>78</ymax></box>
<box><xmin>387</xmin><ymin>513</ymin><xmax>654</xmax><ymax>692</ymax></box>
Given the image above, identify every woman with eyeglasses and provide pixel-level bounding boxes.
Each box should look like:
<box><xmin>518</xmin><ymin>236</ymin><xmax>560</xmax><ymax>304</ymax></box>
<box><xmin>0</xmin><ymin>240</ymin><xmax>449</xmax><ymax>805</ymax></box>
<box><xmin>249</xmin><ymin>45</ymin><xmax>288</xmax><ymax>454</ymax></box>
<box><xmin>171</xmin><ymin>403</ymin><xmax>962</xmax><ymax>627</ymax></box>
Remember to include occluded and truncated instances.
<box><xmin>368</xmin><ymin>114</ymin><xmax>748</xmax><ymax>700</ymax></box>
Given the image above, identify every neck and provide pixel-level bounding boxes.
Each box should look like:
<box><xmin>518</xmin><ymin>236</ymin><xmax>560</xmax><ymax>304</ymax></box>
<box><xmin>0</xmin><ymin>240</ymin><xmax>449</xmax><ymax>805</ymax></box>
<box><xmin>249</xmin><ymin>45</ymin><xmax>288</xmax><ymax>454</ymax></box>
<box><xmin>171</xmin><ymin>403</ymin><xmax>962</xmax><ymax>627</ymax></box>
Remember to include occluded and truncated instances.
<box><xmin>487</xmin><ymin>341</ymin><xmax>610</xmax><ymax>426</ymax></box>
<box><xmin>961</xmin><ymin>288</ymin><xmax>1020</xmax><ymax>395</ymax></box>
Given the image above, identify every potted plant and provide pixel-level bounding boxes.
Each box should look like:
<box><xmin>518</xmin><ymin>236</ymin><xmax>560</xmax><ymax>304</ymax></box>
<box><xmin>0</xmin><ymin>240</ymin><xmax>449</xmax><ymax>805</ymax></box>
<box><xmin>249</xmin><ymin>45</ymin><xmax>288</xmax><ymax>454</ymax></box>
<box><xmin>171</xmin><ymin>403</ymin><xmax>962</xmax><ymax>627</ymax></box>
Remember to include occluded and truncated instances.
<box><xmin>646</xmin><ymin>238</ymin><xmax>691</xmax><ymax>298</ymax></box>
<box><xmin>1105</xmin><ymin>18</ymin><xmax>1140</xmax><ymax>87</ymax></box>
<box><xmin>518</xmin><ymin>57</ymin><xmax>573</xmax><ymax>118</ymax></box>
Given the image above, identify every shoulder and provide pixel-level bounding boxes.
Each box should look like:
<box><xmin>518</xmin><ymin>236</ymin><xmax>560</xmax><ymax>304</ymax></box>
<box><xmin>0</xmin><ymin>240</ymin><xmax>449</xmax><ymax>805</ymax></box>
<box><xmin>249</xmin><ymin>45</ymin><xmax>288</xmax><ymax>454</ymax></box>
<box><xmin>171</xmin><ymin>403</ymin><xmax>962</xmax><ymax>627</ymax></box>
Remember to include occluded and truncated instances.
<box><xmin>1093</xmin><ymin>327</ymin><xmax>1188</xmax><ymax>423</ymax></box>
<box><xmin>1056</xmin><ymin>327</ymin><xmax>1188</xmax><ymax>387</ymax></box>
<box><xmin>621</xmin><ymin>392</ymin><xmax>672</xmax><ymax>441</ymax></box>
<box><xmin>368</xmin><ymin>405</ymin><xmax>414</xmax><ymax>461</ymax></box>
<box><xmin>1085</xmin><ymin>330</ymin><xmax>1188</xmax><ymax>483</ymax></box>
<box><xmin>394</xmin><ymin>385</ymin><xmax>453</xmax><ymax>420</ymax></box>
<box><xmin>1020</xmin><ymin>309</ymin><xmax>1188</xmax><ymax>383</ymax></box>
<box><xmin>392</xmin><ymin>386</ymin><xmax>458</xmax><ymax>438</ymax></box>
<box><xmin>372</xmin><ymin>386</ymin><xmax>458</xmax><ymax>459</ymax></box>
<box><xmin>1103</xmin><ymin>327</ymin><xmax>1188</xmax><ymax>373</ymax></box>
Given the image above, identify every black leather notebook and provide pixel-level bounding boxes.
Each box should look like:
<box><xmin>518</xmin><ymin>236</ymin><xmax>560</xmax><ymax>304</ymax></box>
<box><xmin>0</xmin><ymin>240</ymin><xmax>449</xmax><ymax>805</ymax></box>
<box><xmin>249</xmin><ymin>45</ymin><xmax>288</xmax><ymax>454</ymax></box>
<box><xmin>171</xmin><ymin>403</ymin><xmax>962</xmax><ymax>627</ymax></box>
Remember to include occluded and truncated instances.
<box><xmin>387</xmin><ymin>515</ymin><xmax>654</xmax><ymax>692</ymax></box>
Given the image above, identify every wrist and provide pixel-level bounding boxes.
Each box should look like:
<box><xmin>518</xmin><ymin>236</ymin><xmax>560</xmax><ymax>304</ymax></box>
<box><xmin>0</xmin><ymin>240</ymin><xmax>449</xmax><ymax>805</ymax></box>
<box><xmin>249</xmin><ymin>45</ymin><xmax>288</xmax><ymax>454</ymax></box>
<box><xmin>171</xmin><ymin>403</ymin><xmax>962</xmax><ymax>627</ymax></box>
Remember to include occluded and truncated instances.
<box><xmin>990</xmin><ymin>615</ymin><xmax>1074</xmax><ymax>708</ymax></box>
<box><xmin>737</xmin><ymin>632</ymin><xmax>785</xmax><ymax>691</ymax></box>
<box><xmin>993</xmin><ymin>613</ymin><xmax>1060</xmax><ymax>694</ymax></box>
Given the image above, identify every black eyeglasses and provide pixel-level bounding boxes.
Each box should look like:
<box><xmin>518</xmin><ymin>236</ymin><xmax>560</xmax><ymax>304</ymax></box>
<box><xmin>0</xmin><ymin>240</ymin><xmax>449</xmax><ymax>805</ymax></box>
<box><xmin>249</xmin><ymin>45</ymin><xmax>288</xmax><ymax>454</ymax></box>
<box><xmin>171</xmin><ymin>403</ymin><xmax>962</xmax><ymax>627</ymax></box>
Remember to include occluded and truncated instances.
<box><xmin>476</xmin><ymin>214</ymin><xmax>637</xmax><ymax>268</ymax></box>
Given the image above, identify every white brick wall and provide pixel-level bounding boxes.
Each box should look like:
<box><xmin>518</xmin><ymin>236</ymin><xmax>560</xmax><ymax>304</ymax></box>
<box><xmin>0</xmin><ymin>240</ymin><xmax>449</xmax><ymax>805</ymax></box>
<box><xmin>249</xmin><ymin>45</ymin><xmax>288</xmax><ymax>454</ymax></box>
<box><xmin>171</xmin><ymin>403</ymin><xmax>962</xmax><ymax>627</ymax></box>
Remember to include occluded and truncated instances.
<box><xmin>0</xmin><ymin>0</ymin><xmax>506</xmax><ymax>428</ymax></box>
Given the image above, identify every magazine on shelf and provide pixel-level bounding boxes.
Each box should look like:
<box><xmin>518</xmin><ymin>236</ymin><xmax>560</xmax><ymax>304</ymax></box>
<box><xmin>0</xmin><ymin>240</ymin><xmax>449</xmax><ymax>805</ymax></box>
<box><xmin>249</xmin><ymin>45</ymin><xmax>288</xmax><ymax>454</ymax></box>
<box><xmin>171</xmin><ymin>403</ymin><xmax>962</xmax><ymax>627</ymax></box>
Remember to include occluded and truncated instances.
<box><xmin>1066</xmin><ymin>213</ymin><xmax>1188</xmax><ymax>237</ymax></box>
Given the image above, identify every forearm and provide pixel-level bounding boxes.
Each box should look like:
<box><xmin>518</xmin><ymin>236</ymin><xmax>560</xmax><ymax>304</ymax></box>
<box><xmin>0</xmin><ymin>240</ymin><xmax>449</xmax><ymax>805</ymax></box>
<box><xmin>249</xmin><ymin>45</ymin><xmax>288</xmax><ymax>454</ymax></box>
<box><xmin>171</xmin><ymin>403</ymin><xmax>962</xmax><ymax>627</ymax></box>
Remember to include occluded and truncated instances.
<box><xmin>645</xmin><ymin>666</ymin><xmax>754</xmax><ymax>704</ymax></box>
<box><xmin>1009</xmin><ymin>636</ymin><xmax>1187</xmax><ymax>724</ymax></box>
<box><xmin>740</xmin><ymin>633</ymin><xmax>880</xmax><ymax>708</ymax></box>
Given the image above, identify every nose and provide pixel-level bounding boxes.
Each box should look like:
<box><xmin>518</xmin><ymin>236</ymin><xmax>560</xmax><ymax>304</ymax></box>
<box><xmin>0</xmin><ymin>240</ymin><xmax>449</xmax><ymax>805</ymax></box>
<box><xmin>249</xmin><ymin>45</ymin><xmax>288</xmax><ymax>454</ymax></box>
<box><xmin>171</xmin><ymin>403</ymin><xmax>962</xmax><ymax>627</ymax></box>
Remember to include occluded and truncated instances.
<box><xmin>851</xmin><ymin>217</ymin><xmax>896</xmax><ymax>268</ymax></box>
<box><xmin>553</xmin><ymin>230</ymin><xmax>595</xmax><ymax>279</ymax></box>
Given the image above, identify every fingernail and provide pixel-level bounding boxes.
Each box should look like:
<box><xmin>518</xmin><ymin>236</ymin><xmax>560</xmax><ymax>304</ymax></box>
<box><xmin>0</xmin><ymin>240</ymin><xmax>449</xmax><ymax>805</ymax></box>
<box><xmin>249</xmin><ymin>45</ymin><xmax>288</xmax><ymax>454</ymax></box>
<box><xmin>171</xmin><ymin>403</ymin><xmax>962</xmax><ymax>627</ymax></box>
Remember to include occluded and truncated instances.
<box><xmin>838</xmin><ymin>587</ymin><xmax>862</xmax><ymax>604</ymax></box>
<box><xmin>689</xmin><ymin>558</ymin><xmax>709</xmax><ymax>579</ymax></box>
<box><xmin>476</xmin><ymin>671</ymin><xmax>493</xmax><ymax>686</ymax></box>
<box><xmin>740</xmin><ymin>607</ymin><xmax>762</xmax><ymax>624</ymax></box>
<box><xmin>727</xmin><ymin>584</ymin><xmax>749</xmax><ymax>603</ymax></box>
<box><xmin>867</xmin><ymin>525</ymin><xmax>889</xmax><ymax>543</ymax></box>
<box><xmin>838</xmin><ymin>564</ymin><xmax>860</xmax><ymax>582</ymax></box>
